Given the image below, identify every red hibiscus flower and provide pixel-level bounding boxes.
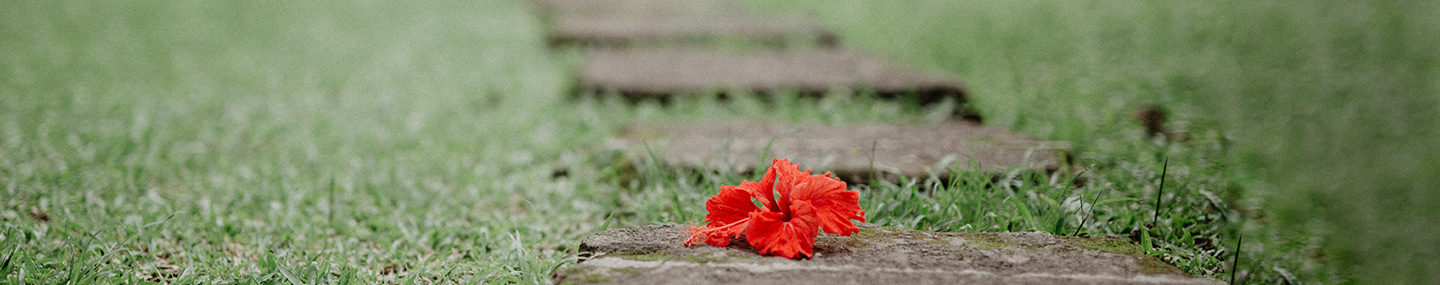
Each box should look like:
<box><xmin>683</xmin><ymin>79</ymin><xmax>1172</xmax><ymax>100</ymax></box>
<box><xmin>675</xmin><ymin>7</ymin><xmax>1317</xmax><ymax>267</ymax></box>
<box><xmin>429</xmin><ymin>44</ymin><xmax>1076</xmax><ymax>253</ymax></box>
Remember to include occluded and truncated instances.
<box><xmin>683</xmin><ymin>159</ymin><xmax>866</xmax><ymax>259</ymax></box>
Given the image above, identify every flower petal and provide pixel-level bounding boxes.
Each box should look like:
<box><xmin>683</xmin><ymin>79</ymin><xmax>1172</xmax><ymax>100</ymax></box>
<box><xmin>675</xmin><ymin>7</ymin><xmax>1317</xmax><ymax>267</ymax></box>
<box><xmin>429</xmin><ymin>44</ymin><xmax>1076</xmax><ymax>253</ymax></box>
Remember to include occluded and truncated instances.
<box><xmin>790</xmin><ymin>173</ymin><xmax>866</xmax><ymax>235</ymax></box>
<box><xmin>735</xmin><ymin>179</ymin><xmax>777</xmax><ymax>211</ymax></box>
<box><xmin>689</xmin><ymin>183</ymin><xmax>767</xmax><ymax>247</ymax></box>
<box><xmin>745</xmin><ymin>200</ymin><xmax>819</xmax><ymax>259</ymax></box>
<box><xmin>770</xmin><ymin>158</ymin><xmax>806</xmax><ymax>217</ymax></box>
<box><xmin>705</xmin><ymin>185</ymin><xmax>761</xmax><ymax>226</ymax></box>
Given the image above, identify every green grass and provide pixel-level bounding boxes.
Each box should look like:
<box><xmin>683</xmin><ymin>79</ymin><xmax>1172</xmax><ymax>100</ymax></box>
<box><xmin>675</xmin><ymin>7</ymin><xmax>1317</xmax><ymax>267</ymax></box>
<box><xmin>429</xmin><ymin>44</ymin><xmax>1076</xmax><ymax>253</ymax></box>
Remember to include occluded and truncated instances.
<box><xmin>753</xmin><ymin>0</ymin><xmax>1440</xmax><ymax>283</ymax></box>
<box><xmin>2</xmin><ymin>0</ymin><xmax>1435</xmax><ymax>284</ymax></box>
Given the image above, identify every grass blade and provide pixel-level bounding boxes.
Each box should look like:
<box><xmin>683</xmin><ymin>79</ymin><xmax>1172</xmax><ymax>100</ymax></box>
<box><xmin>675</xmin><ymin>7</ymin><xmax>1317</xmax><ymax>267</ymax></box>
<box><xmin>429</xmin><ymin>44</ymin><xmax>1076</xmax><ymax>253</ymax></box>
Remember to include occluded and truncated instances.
<box><xmin>598</xmin><ymin>211</ymin><xmax>614</xmax><ymax>232</ymax></box>
<box><xmin>1230</xmin><ymin>233</ymin><xmax>1243</xmax><ymax>285</ymax></box>
<box><xmin>0</xmin><ymin>243</ymin><xmax>18</xmax><ymax>277</ymax></box>
<box><xmin>1152</xmin><ymin>158</ymin><xmax>1168</xmax><ymax>226</ymax></box>
<box><xmin>1009</xmin><ymin>199</ymin><xmax>1040</xmax><ymax>232</ymax></box>
<box><xmin>279</xmin><ymin>266</ymin><xmax>308</xmax><ymax>285</ymax></box>
<box><xmin>1072</xmin><ymin>184</ymin><xmax>1110</xmax><ymax>237</ymax></box>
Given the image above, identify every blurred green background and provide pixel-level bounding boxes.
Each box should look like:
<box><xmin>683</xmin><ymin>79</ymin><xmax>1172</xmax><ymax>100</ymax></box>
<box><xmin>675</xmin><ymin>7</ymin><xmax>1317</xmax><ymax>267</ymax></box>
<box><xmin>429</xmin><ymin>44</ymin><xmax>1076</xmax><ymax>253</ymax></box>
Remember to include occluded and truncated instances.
<box><xmin>2</xmin><ymin>0</ymin><xmax>1436</xmax><ymax>283</ymax></box>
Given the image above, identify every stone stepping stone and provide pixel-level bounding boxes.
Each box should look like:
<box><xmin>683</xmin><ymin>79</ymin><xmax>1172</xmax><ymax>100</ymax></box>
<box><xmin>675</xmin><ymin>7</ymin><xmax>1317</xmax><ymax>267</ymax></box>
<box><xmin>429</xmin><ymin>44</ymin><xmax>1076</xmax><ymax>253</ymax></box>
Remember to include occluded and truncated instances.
<box><xmin>579</xmin><ymin>49</ymin><xmax>972</xmax><ymax>110</ymax></box>
<box><xmin>608</xmin><ymin>121</ymin><xmax>1068</xmax><ymax>181</ymax></box>
<box><xmin>556</xmin><ymin>223</ymin><xmax>1221</xmax><ymax>285</ymax></box>
<box><xmin>533</xmin><ymin>0</ymin><xmax>837</xmax><ymax>47</ymax></box>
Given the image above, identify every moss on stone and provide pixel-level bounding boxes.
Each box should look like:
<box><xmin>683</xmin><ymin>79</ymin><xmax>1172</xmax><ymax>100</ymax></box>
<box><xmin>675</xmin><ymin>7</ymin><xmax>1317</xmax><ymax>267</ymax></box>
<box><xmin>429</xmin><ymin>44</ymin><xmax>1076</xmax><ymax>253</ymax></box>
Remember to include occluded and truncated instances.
<box><xmin>1137</xmin><ymin>256</ymin><xmax>1183</xmax><ymax>275</ymax></box>
<box><xmin>557</xmin><ymin>269</ymin><xmax>614</xmax><ymax>285</ymax></box>
<box><xmin>613</xmin><ymin>267</ymin><xmax>643</xmax><ymax>275</ymax></box>
<box><xmin>815</xmin><ymin>226</ymin><xmax>899</xmax><ymax>249</ymax></box>
<box><xmin>557</xmin><ymin>268</ymin><xmax>586</xmax><ymax>276</ymax></box>
<box><xmin>682</xmin><ymin>254</ymin><xmax>723</xmax><ymax>264</ymax></box>
<box><xmin>1068</xmin><ymin>237</ymin><xmax>1142</xmax><ymax>256</ymax></box>
<box><xmin>852</xmin><ymin>225</ymin><xmax>898</xmax><ymax>238</ymax></box>
<box><xmin>818</xmin><ymin>234</ymin><xmax>874</xmax><ymax>249</ymax></box>
<box><xmin>1065</xmin><ymin>237</ymin><xmax>1183</xmax><ymax>275</ymax></box>
<box><xmin>960</xmin><ymin>233</ymin><xmax>1015</xmax><ymax>250</ymax></box>
<box><xmin>615</xmin><ymin>252</ymin><xmax>669</xmax><ymax>262</ymax></box>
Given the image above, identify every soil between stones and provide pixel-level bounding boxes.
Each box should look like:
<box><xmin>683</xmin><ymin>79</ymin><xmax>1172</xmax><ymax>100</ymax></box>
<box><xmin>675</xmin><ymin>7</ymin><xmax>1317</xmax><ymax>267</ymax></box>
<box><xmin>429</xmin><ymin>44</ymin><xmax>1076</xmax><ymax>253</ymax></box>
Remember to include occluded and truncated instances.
<box><xmin>557</xmin><ymin>223</ymin><xmax>1221</xmax><ymax>285</ymax></box>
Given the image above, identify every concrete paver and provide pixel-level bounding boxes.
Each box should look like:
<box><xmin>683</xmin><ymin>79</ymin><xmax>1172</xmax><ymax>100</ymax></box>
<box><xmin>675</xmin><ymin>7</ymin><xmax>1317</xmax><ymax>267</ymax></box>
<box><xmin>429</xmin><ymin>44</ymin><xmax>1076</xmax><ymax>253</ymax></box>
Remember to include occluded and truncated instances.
<box><xmin>609</xmin><ymin>121</ymin><xmax>1068</xmax><ymax>181</ymax></box>
<box><xmin>556</xmin><ymin>223</ymin><xmax>1222</xmax><ymax>285</ymax></box>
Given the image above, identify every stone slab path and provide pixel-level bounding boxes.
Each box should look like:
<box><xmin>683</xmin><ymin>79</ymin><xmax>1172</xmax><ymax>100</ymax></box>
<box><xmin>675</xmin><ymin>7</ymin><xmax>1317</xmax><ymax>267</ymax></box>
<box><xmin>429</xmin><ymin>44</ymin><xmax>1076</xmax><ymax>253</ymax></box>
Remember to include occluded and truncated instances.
<box><xmin>555</xmin><ymin>223</ymin><xmax>1221</xmax><ymax>285</ymax></box>
<box><xmin>608</xmin><ymin>121</ymin><xmax>1068</xmax><ymax>181</ymax></box>
<box><xmin>530</xmin><ymin>2</ymin><xmax>1219</xmax><ymax>284</ymax></box>
<box><xmin>578</xmin><ymin>49</ymin><xmax>969</xmax><ymax>106</ymax></box>
<box><xmin>535</xmin><ymin>0</ymin><xmax>836</xmax><ymax>47</ymax></box>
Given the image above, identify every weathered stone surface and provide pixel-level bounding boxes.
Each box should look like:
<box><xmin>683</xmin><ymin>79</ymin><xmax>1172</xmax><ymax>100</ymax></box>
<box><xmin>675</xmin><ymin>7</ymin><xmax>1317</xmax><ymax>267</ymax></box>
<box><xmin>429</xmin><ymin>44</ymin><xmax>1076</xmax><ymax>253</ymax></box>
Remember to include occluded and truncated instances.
<box><xmin>608</xmin><ymin>121</ymin><xmax>1068</xmax><ymax>182</ymax></box>
<box><xmin>578</xmin><ymin>49</ymin><xmax>968</xmax><ymax>107</ymax></box>
<box><xmin>533</xmin><ymin>0</ymin><xmax>836</xmax><ymax>47</ymax></box>
<box><xmin>556</xmin><ymin>224</ymin><xmax>1221</xmax><ymax>285</ymax></box>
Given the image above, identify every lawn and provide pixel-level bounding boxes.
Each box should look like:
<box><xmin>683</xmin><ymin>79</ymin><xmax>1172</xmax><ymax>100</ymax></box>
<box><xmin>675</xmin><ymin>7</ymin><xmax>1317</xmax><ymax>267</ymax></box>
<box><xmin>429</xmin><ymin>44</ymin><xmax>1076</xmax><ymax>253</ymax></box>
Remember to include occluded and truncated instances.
<box><xmin>3</xmin><ymin>0</ymin><xmax>1436</xmax><ymax>284</ymax></box>
<box><xmin>751</xmin><ymin>0</ymin><xmax>1438</xmax><ymax>283</ymax></box>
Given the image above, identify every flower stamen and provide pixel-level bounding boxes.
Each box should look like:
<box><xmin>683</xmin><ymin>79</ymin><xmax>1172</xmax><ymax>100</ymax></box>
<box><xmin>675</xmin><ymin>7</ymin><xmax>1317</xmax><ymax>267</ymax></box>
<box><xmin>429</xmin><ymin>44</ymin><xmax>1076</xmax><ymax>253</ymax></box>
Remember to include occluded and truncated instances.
<box><xmin>683</xmin><ymin>217</ymin><xmax>749</xmax><ymax>246</ymax></box>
